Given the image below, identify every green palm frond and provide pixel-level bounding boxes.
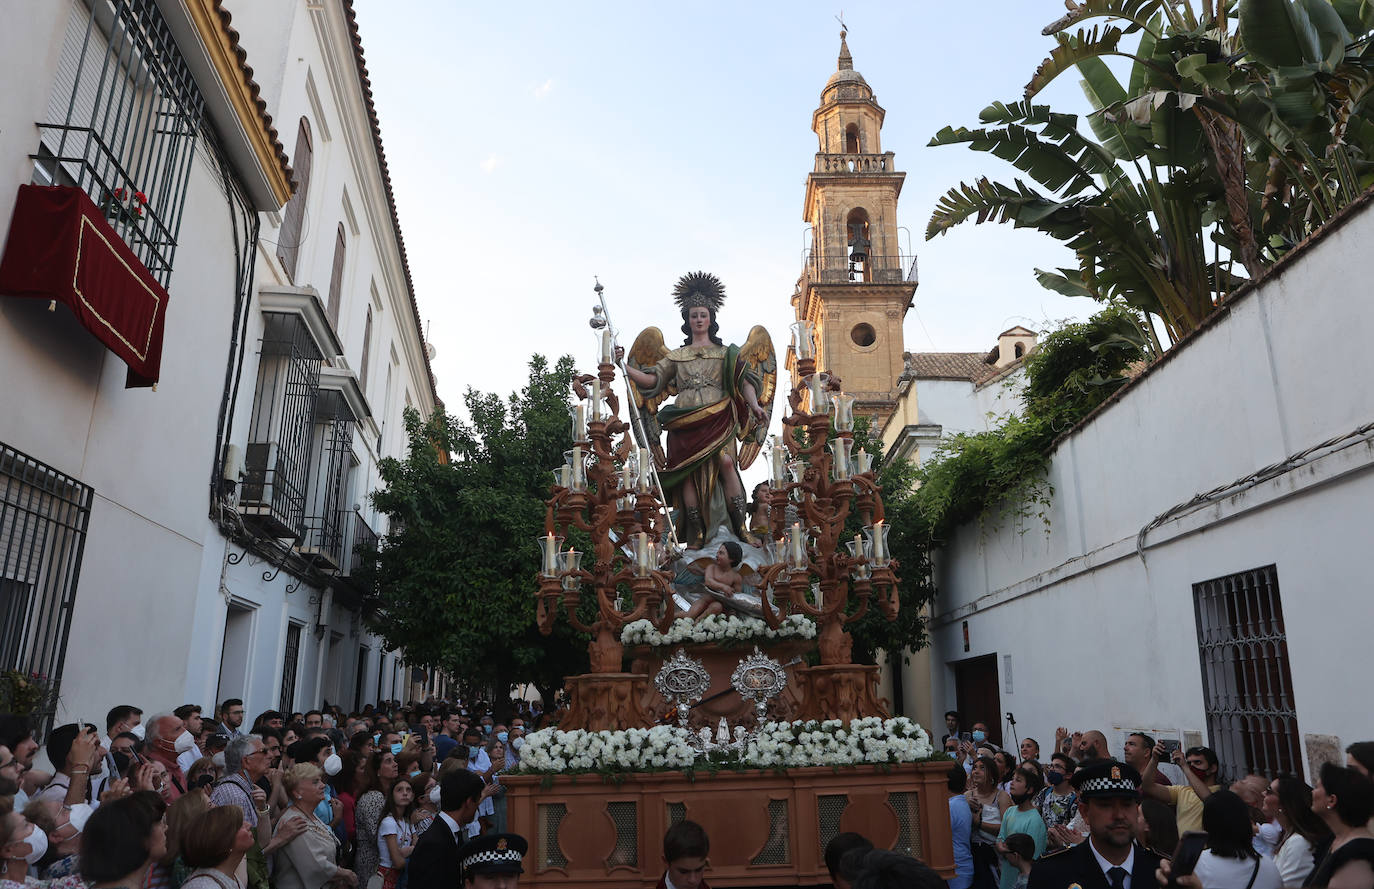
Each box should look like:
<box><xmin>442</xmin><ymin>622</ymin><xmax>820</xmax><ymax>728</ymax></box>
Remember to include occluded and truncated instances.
<box><xmin>1027</xmin><ymin>25</ymin><xmax>1126</xmax><ymax>98</ymax></box>
<box><xmin>926</xmin><ymin>178</ymin><xmax>1082</xmax><ymax>240</ymax></box>
<box><xmin>1041</xmin><ymin>0</ymin><xmax>1170</xmax><ymax>36</ymax></box>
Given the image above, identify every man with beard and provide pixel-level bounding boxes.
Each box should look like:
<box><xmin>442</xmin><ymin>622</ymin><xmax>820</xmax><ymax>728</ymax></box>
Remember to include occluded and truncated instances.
<box><xmin>1028</xmin><ymin>760</ymin><xmax>1162</xmax><ymax>889</ymax></box>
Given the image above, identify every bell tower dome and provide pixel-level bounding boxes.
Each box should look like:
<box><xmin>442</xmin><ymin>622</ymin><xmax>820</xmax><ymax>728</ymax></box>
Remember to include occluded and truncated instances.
<box><xmin>789</xmin><ymin>30</ymin><xmax>918</xmax><ymax>427</ymax></box>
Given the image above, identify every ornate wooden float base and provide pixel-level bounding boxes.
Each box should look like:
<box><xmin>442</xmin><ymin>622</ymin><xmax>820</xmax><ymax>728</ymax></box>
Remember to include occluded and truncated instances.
<box><xmin>502</xmin><ymin>761</ymin><xmax>955</xmax><ymax>888</ymax></box>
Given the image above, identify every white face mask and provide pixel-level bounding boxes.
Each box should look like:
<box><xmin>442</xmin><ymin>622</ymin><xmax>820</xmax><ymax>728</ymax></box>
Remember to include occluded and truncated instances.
<box><xmin>322</xmin><ymin>754</ymin><xmax>343</xmax><ymax>776</ymax></box>
<box><xmin>21</xmin><ymin>823</ymin><xmax>49</xmax><ymax>864</ymax></box>
<box><xmin>130</xmin><ymin>723</ymin><xmax>146</xmax><ymax>740</ymax></box>
<box><xmin>174</xmin><ymin>730</ymin><xmax>196</xmax><ymax>754</ymax></box>
<box><xmin>65</xmin><ymin>803</ymin><xmax>93</xmax><ymax>836</ymax></box>
<box><xmin>428</xmin><ymin>784</ymin><xmax>442</xmax><ymax>805</ymax></box>
<box><xmin>511</xmin><ymin>737</ymin><xmax>524</xmax><ymax>751</ymax></box>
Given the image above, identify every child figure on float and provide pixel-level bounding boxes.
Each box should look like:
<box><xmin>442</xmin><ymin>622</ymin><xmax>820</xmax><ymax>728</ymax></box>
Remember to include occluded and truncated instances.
<box><xmin>617</xmin><ymin>272</ymin><xmax>775</xmax><ymax>553</ymax></box>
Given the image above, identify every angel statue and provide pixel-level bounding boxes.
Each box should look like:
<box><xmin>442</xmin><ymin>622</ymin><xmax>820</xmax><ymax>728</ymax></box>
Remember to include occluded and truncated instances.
<box><xmin>617</xmin><ymin>272</ymin><xmax>776</xmax><ymax>551</ymax></box>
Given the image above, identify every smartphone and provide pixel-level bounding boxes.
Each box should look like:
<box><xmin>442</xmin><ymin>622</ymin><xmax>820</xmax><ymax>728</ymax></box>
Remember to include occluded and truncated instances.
<box><xmin>1169</xmin><ymin>831</ymin><xmax>1208</xmax><ymax>885</ymax></box>
<box><xmin>415</xmin><ymin>727</ymin><xmax>429</xmax><ymax>748</ymax></box>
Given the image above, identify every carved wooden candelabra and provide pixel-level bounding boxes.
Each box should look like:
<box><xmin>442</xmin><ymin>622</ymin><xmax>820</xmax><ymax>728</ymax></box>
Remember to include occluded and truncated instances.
<box><xmin>750</xmin><ymin>320</ymin><xmax>901</xmax><ymax>720</ymax></box>
<box><xmin>534</xmin><ymin>353</ymin><xmax>679</xmax><ymax>730</ymax></box>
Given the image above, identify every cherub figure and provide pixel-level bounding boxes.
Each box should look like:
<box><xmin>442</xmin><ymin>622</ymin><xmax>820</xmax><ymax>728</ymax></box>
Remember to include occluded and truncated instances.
<box><xmin>684</xmin><ymin>542</ymin><xmax>745</xmax><ymax>620</ymax></box>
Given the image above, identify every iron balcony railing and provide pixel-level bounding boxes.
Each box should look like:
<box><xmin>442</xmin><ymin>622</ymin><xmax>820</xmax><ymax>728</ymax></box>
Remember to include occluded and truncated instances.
<box><xmin>802</xmin><ymin>251</ymin><xmax>919</xmax><ymax>286</ymax></box>
<box><xmin>345</xmin><ymin>511</ymin><xmax>380</xmax><ymax>578</ymax></box>
<box><xmin>298</xmin><ymin>389</ymin><xmax>356</xmax><ymax>569</ymax></box>
<box><xmin>241</xmin><ymin>314</ymin><xmax>323</xmax><ymax>539</ymax></box>
<box><xmin>813</xmin><ymin>152</ymin><xmax>897</xmax><ymax>174</ymax></box>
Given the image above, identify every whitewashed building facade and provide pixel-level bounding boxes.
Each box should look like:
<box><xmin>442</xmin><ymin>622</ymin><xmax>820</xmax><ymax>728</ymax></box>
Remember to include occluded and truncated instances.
<box><xmin>0</xmin><ymin>0</ymin><xmax>438</xmax><ymax>733</ymax></box>
<box><xmin>924</xmin><ymin>194</ymin><xmax>1374</xmax><ymax>779</ymax></box>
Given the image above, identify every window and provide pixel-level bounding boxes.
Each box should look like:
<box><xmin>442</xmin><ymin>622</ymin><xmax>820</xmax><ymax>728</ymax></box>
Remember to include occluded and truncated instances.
<box><xmin>241</xmin><ymin>314</ymin><xmax>323</xmax><ymax>538</ymax></box>
<box><xmin>0</xmin><ymin>443</ymin><xmax>93</xmax><ymax>737</ymax></box>
<box><xmin>277</xmin><ymin>118</ymin><xmax>313</xmax><ymax>283</ymax></box>
<box><xmin>1014</xmin><ymin>343</ymin><xmax>1025</xmax><ymax>359</ymax></box>
<box><xmin>37</xmin><ymin>0</ymin><xmax>206</xmax><ymax>286</ymax></box>
<box><xmin>279</xmin><ymin>622</ymin><xmax>303</xmax><ymax>713</ymax></box>
<box><xmin>844</xmin><ymin>123</ymin><xmax>860</xmax><ymax>154</ymax></box>
<box><xmin>298</xmin><ymin>389</ymin><xmax>356</xmax><ymax>569</ymax></box>
<box><xmin>850</xmin><ymin>323</ymin><xmax>876</xmax><ymax>347</ymax></box>
<box><xmin>1193</xmin><ymin>565</ymin><xmax>1301</xmax><ymax>780</ymax></box>
<box><xmin>326</xmin><ymin>223</ymin><xmax>345</xmax><ymax>329</ymax></box>
<box><xmin>359</xmin><ymin>306</ymin><xmax>373</xmax><ymax>392</ymax></box>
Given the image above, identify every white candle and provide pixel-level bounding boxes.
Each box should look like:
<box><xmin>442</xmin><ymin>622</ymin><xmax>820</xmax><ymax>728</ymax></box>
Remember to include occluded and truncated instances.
<box><xmin>770</xmin><ymin>444</ymin><xmax>785</xmax><ymax>483</ymax></box>
<box><xmin>571</xmin><ymin>446</ymin><xmax>585</xmax><ymax>489</ymax></box>
<box><xmin>543</xmin><ymin>533</ymin><xmax>558</xmax><ymax>574</ymax></box>
<box><xmin>635</xmin><ymin>532</ymin><xmax>650</xmax><ymax>574</ymax></box>
<box><xmin>600</xmin><ymin>328</ymin><xmax>614</xmax><ymax>364</ymax></box>
<box><xmin>572</xmin><ymin>403</ymin><xmax>587</xmax><ymax>440</ymax></box>
<box><xmin>872</xmin><ymin>520</ymin><xmax>885</xmax><ymax>563</ymax></box>
<box><xmin>637</xmin><ymin>447</ymin><xmax>651</xmax><ymax>493</ymax></box>
<box><xmin>790</xmin><ymin>523</ymin><xmax>805</xmax><ymax>568</ymax></box>
<box><xmin>854</xmin><ymin>450</ymin><xmax>874</xmax><ymax>475</ymax></box>
<box><xmin>621</xmin><ymin>459</ymin><xmax>634</xmax><ymax>492</ymax></box>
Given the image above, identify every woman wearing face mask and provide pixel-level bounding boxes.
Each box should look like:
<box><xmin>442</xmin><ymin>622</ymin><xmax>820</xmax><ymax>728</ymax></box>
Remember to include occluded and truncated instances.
<box><xmin>178</xmin><ymin>806</ymin><xmax>257</xmax><ymax>889</ymax></box>
<box><xmin>79</xmin><ymin>792</ymin><xmax>168</xmax><ymax>889</ymax></box>
<box><xmin>410</xmin><ymin>776</ymin><xmax>437</xmax><ymax>837</ymax></box>
<box><xmin>485</xmin><ymin>740</ymin><xmax>508</xmax><ymax>834</ymax></box>
<box><xmin>0</xmin><ymin>810</ymin><xmax>54</xmax><ymax>886</ymax></box>
<box><xmin>966</xmin><ymin>756</ymin><xmax>1011</xmax><ymax>889</ymax></box>
<box><xmin>353</xmin><ymin>750</ymin><xmax>398</xmax><ymax>887</ymax></box>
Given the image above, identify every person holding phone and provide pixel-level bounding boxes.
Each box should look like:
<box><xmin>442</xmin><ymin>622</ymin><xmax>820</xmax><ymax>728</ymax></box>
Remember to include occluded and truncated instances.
<box><xmin>1027</xmin><ymin>760</ymin><xmax>1162</xmax><ymax>889</ymax></box>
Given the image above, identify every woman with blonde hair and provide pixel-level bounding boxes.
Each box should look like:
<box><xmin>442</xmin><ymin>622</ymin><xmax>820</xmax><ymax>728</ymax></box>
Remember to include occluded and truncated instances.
<box><xmin>178</xmin><ymin>807</ymin><xmax>255</xmax><ymax>889</ymax></box>
<box><xmin>273</xmin><ymin>763</ymin><xmax>356</xmax><ymax>889</ymax></box>
<box><xmin>162</xmin><ymin>790</ymin><xmax>210</xmax><ymax>888</ymax></box>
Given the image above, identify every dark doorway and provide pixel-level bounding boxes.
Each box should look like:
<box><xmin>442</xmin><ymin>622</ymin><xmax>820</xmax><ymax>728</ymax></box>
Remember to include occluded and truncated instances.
<box><xmin>953</xmin><ymin>654</ymin><xmax>1002</xmax><ymax>747</ymax></box>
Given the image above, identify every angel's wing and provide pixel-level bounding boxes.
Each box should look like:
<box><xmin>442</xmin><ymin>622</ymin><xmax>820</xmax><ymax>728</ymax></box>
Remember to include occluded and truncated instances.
<box><xmin>735</xmin><ymin>324</ymin><xmax>777</xmax><ymax>470</ymax></box>
<box><xmin>626</xmin><ymin>327</ymin><xmax>671</xmax><ymax>461</ymax></box>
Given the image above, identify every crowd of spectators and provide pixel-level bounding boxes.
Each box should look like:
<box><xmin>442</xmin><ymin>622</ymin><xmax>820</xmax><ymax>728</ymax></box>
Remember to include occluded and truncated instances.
<box><xmin>0</xmin><ymin>694</ymin><xmax>541</xmax><ymax>889</ymax></box>
<box><xmin>940</xmin><ymin>711</ymin><xmax>1374</xmax><ymax>889</ymax></box>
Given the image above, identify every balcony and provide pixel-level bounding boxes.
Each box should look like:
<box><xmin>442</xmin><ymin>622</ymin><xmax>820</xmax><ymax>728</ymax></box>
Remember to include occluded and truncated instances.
<box><xmin>813</xmin><ymin>152</ymin><xmax>896</xmax><ymax>174</ymax></box>
<box><xmin>801</xmin><ymin>252</ymin><xmax>919</xmax><ymax>286</ymax></box>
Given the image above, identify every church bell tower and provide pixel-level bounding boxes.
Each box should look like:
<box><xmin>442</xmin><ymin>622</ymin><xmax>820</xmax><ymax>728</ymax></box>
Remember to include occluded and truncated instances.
<box><xmin>789</xmin><ymin>30</ymin><xmax>917</xmax><ymax>427</ymax></box>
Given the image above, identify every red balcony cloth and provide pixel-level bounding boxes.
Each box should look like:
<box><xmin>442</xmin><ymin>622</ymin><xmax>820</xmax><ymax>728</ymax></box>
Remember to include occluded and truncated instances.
<box><xmin>0</xmin><ymin>184</ymin><xmax>170</xmax><ymax>387</ymax></box>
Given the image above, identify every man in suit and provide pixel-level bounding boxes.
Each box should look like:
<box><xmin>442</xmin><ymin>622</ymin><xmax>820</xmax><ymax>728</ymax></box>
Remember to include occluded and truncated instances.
<box><xmin>1028</xmin><ymin>760</ymin><xmax>1163</xmax><ymax>889</ymax></box>
<box><xmin>409</xmin><ymin>769</ymin><xmax>485</xmax><ymax>889</ymax></box>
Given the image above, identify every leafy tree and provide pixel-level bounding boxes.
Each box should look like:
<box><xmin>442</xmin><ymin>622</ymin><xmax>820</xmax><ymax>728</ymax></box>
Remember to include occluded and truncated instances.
<box><xmin>362</xmin><ymin>355</ymin><xmax>591</xmax><ymax>710</ymax></box>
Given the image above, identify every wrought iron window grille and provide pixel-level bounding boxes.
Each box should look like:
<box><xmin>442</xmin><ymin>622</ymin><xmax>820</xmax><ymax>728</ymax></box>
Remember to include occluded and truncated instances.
<box><xmin>1193</xmin><ymin>565</ymin><xmax>1301</xmax><ymax>781</ymax></box>
<box><xmin>35</xmin><ymin>0</ymin><xmax>206</xmax><ymax>287</ymax></box>
<box><xmin>0</xmin><ymin>442</ymin><xmax>94</xmax><ymax>740</ymax></box>
<box><xmin>241</xmin><ymin>313</ymin><xmax>323</xmax><ymax>539</ymax></box>
<box><xmin>299</xmin><ymin>388</ymin><xmax>356</xmax><ymax>570</ymax></box>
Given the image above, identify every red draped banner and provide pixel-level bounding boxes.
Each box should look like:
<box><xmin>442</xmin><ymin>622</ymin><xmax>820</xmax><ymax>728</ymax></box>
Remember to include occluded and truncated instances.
<box><xmin>0</xmin><ymin>184</ymin><xmax>170</xmax><ymax>387</ymax></box>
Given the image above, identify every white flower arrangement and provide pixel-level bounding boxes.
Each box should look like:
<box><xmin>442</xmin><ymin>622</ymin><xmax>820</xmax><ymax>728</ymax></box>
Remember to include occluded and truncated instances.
<box><xmin>621</xmin><ymin>614</ymin><xmax>817</xmax><ymax>648</ymax></box>
<box><xmin>515</xmin><ymin>717</ymin><xmax>933</xmax><ymax>775</ymax></box>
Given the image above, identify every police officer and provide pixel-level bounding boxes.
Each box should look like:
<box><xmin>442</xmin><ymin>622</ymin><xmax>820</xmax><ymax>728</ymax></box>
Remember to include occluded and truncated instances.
<box><xmin>460</xmin><ymin>832</ymin><xmax>528</xmax><ymax>889</ymax></box>
<box><xmin>1027</xmin><ymin>760</ymin><xmax>1163</xmax><ymax>889</ymax></box>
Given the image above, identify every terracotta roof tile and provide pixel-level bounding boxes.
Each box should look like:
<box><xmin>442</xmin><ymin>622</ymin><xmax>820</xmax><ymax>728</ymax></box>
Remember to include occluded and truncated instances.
<box><xmin>209</xmin><ymin>1</ymin><xmax>293</xmax><ymax>192</ymax></box>
<box><xmin>339</xmin><ymin>0</ymin><xmax>440</xmax><ymax>408</ymax></box>
<box><xmin>902</xmin><ymin>352</ymin><xmax>995</xmax><ymax>382</ymax></box>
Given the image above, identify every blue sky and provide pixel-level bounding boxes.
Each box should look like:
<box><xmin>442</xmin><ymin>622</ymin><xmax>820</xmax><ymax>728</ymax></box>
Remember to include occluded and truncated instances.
<box><xmin>351</xmin><ymin>1</ymin><xmax>1107</xmax><ymax>414</ymax></box>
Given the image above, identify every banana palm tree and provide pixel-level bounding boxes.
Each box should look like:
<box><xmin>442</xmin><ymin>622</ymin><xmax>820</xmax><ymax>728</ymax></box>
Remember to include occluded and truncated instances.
<box><xmin>929</xmin><ymin>0</ymin><xmax>1374</xmax><ymax>343</ymax></box>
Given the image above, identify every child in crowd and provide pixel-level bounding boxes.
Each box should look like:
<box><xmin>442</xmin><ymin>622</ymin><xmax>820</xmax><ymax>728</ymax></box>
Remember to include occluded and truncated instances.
<box><xmin>657</xmin><ymin>819</ymin><xmax>711</xmax><ymax>889</ymax></box>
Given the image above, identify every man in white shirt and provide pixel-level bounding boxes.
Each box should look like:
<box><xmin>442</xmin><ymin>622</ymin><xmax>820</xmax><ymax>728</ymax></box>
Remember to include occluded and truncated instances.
<box><xmin>462</xmin><ymin>728</ymin><xmax>495</xmax><ymax>837</ymax></box>
<box><xmin>173</xmin><ymin>704</ymin><xmax>205</xmax><ymax>772</ymax></box>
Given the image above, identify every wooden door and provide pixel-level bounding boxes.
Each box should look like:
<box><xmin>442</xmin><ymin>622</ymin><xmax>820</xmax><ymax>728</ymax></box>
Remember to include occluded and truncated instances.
<box><xmin>953</xmin><ymin>654</ymin><xmax>1002</xmax><ymax>748</ymax></box>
